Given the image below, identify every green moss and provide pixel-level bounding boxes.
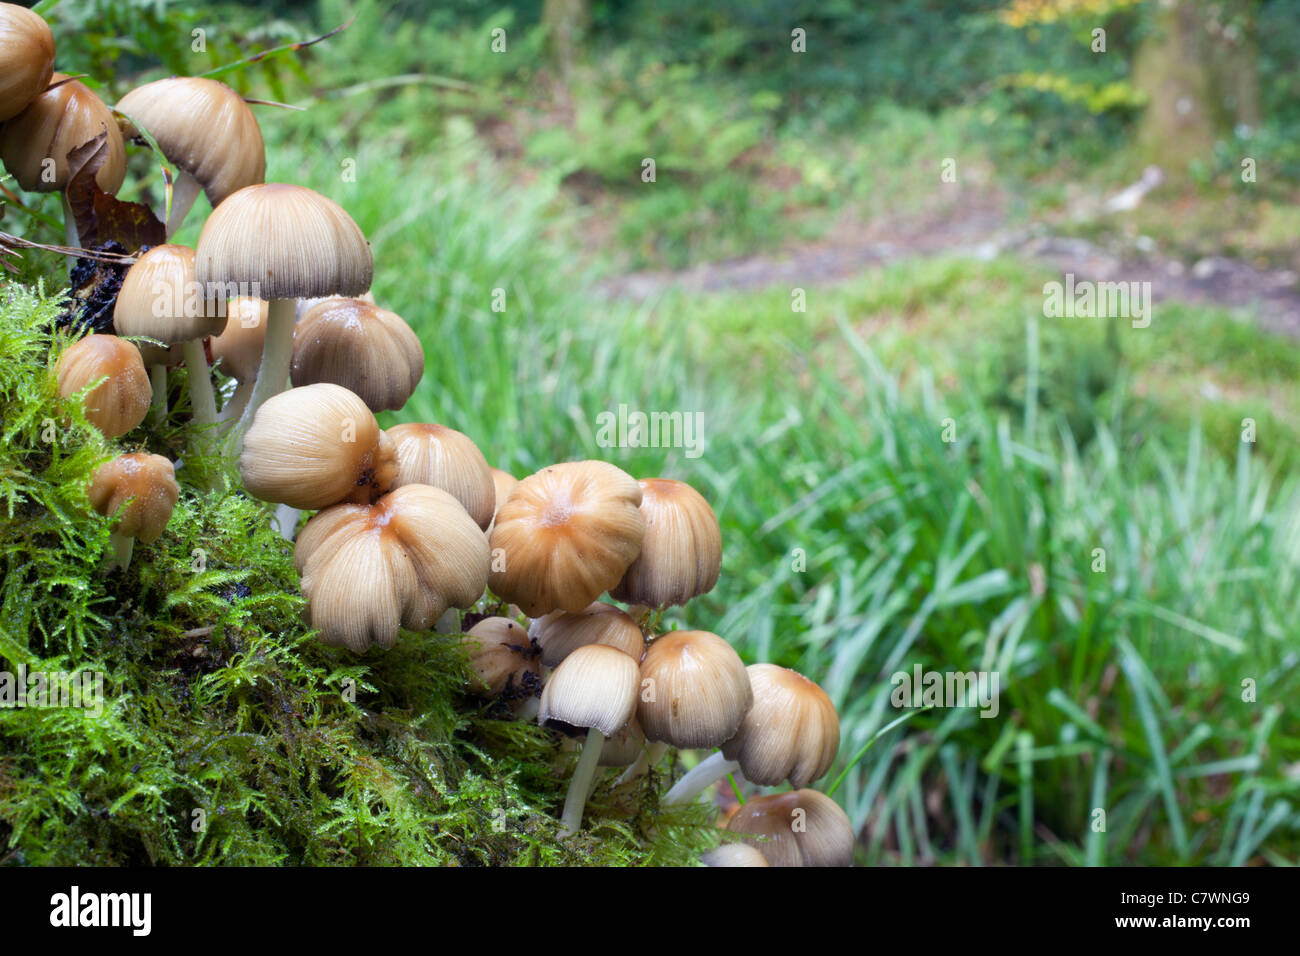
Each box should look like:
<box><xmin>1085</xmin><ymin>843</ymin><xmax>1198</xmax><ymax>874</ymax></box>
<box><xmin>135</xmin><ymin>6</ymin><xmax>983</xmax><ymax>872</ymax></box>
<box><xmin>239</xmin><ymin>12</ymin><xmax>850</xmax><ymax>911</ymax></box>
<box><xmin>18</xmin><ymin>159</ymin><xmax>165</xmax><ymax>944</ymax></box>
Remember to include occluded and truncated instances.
<box><xmin>0</xmin><ymin>284</ymin><xmax>712</xmax><ymax>866</ymax></box>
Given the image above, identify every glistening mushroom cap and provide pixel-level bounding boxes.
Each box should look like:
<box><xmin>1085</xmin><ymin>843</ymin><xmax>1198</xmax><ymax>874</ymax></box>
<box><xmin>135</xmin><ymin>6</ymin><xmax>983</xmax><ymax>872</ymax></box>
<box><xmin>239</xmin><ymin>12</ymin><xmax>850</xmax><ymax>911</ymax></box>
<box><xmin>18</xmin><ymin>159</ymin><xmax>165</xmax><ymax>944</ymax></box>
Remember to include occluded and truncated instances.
<box><xmin>56</xmin><ymin>334</ymin><xmax>151</xmax><ymax>438</ymax></box>
<box><xmin>387</xmin><ymin>424</ymin><xmax>494</xmax><ymax>530</ymax></box>
<box><xmin>637</xmin><ymin>630</ymin><xmax>752</xmax><ymax>749</ymax></box>
<box><xmin>462</xmin><ymin>616</ymin><xmax>541</xmax><ymax>699</ymax></box>
<box><xmin>239</xmin><ymin>383</ymin><xmax>397</xmax><ymax>509</ymax></box>
<box><xmin>291</xmin><ymin>298</ymin><xmax>424</xmax><ymax>413</ymax></box>
<box><xmin>87</xmin><ymin>453</ymin><xmax>179</xmax><ymax>545</ymax></box>
<box><xmin>538</xmin><ymin>643</ymin><xmax>639</xmax><ymax>739</ymax></box>
<box><xmin>0</xmin><ymin>3</ymin><xmax>55</xmax><ymax>122</ymax></box>
<box><xmin>725</xmin><ymin>789</ymin><xmax>855</xmax><ymax>868</ymax></box>
<box><xmin>294</xmin><ymin>484</ymin><xmax>491</xmax><ymax>652</ymax></box>
<box><xmin>195</xmin><ymin>183</ymin><xmax>373</xmax><ymax>301</ymax></box>
<box><xmin>488</xmin><ymin>460</ymin><xmax>645</xmax><ymax>617</ymax></box>
<box><xmin>0</xmin><ymin>73</ymin><xmax>126</xmax><ymax>193</ymax></box>
<box><xmin>116</xmin><ymin>77</ymin><xmax>266</xmax><ymax>206</ymax></box>
<box><xmin>529</xmin><ymin>601</ymin><xmax>644</xmax><ymax>669</ymax></box>
<box><xmin>611</xmin><ymin>478</ymin><xmax>721</xmax><ymax>608</ymax></box>
<box><xmin>720</xmin><ymin>663</ymin><xmax>840</xmax><ymax>789</ymax></box>
<box><xmin>114</xmin><ymin>244</ymin><xmax>225</xmax><ymax>344</ymax></box>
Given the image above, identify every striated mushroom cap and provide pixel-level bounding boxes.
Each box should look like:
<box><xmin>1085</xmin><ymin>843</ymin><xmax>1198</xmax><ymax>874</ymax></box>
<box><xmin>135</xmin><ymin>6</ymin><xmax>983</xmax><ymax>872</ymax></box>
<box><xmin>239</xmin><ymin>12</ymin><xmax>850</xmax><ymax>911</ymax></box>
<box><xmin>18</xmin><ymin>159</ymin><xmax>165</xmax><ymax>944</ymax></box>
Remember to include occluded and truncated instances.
<box><xmin>637</xmin><ymin>630</ymin><xmax>752</xmax><ymax>749</ymax></box>
<box><xmin>488</xmin><ymin>460</ymin><xmax>645</xmax><ymax>617</ymax></box>
<box><xmin>387</xmin><ymin>424</ymin><xmax>494</xmax><ymax>530</ymax></box>
<box><xmin>462</xmin><ymin>616</ymin><xmax>540</xmax><ymax>699</ymax></box>
<box><xmin>529</xmin><ymin>601</ymin><xmax>644</xmax><ymax>669</ymax></box>
<box><xmin>114</xmin><ymin>244</ymin><xmax>224</xmax><ymax>345</ymax></box>
<box><xmin>538</xmin><ymin>643</ymin><xmax>639</xmax><ymax>738</ymax></box>
<box><xmin>87</xmin><ymin>453</ymin><xmax>179</xmax><ymax>545</ymax></box>
<box><xmin>611</xmin><ymin>478</ymin><xmax>721</xmax><ymax>608</ymax></box>
<box><xmin>209</xmin><ymin>297</ymin><xmax>268</xmax><ymax>381</ymax></box>
<box><xmin>56</xmin><ymin>334</ymin><xmax>151</xmax><ymax>438</ymax></box>
<box><xmin>0</xmin><ymin>72</ymin><xmax>126</xmax><ymax>193</ymax></box>
<box><xmin>725</xmin><ymin>789</ymin><xmax>855</xmax><ymax>867</ymax></box>
<box><xmin>0</xmin><ymin>3</ymin><xmax>55</xmax><ymax>123</ymax></box>
<box><xmin>291</xmin><ymin>298</ymin><xmax>424</xmax><ymax>413</ymax></box>
<box><xmin>239</xmin><ymin>383</ymin><xmax>397</xmax><ymax>509</ymax></box>
<box><xmin>116</xmin><ymin>76</ymin><xmax>265</xmax><ymax>207</ymax></box>
<box><xmin>720</xmin><ymin>663</ymin><xmax>840</xmax><ymax>789</ymax></box>
<box><xmin>294</xmin><ymin>484</ymin><xmax>490</xmax><ymax>652</ymax></box>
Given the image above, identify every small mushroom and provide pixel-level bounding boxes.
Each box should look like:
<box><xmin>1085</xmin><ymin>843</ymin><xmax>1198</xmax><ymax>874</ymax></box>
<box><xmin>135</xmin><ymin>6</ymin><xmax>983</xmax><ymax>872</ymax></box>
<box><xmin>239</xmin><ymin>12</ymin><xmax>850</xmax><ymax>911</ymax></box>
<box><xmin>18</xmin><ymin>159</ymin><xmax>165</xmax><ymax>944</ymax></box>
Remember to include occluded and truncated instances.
<box><xmin>56</xmin><ymin>334</ymin><xmax>151</xmax><ymax>438</ymax></box>
<box><xmin>725</xmin><ymin>789</ymin><xmax>855</xmax><ymax>867</ymax></box>
<box><xmin>387</xmin><ymin>423</ymin><xmax>494</xmax><ymax>530</ymax></box>
<box><xmin>239</xmin><ymin>383</ymin><xmax>396</xmax><ymax>509</ymax></box>
<box><xmin>488</xmin><ymin>460</ymin><xmax>645</xmax><ymax>617</ymax></box>
<box><xmin>209</xmin><ymin>296</ymin><xmax>268</xmax><ymax>421</ymax></box>
<box><xmin>0</xmin><ymin>3</ymin><xmax>55</xmax><ymax>122</ymax></box>
<box><xmin>701</xmin><ymin>844</ymin><xmax>770</xmax><ymax>867</ymax></box>
<box><xmin>294</xmin><ymin>484</ymin><xmax>490</xmax><ymax>652</ymax></box>
<box><xmin>462</xmin><ymin>616</ymin><xmax>541</xmax><ymax>700</ymax></box>
<box><xmin>611</xmin><ymin>478</ymin><xmax>721</xmax><ymax>609</ymax></box>
<box><xmin>291</xmin><ymin>297</ymin><xmax>423</xmax><ymax>413</ymax></box>
<box><xmin>529</xmin><ymin>601</ymin><xmax>644</xmax><ymax>668</ymax></box>
<box><xmin>87</xmin><ymin>452</ymin><xmax>179</xmax><ymax>571</ymax></box>
<box><xmin>637</xmin><ymin>630</ymin><xmax>752</xmax><ymax>750</ymax></box>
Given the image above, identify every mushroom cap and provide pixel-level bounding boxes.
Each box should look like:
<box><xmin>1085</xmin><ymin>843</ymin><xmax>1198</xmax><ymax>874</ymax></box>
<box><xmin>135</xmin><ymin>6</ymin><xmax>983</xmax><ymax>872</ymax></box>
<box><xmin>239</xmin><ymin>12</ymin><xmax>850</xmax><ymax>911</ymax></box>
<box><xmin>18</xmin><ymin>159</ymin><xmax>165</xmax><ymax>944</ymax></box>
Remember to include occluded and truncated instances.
<box><xmin>725</xmin><ymin>789</ymin><xmax>855</xmax><ymax>867</ymax></box>
<box><xmin>0</xmin><ymin>73</ymin><xmax>126</xmax><ymax>193</ymax></box>
<box><xmin>598</xmin><ymin>714</ymin><xmax>647</xmax><ymax>767</ymax></box>
<box><xmin>488</xmin><ymin>460</ymin><xmax>645</xmax><ymax>617</ymax></box>
<box><xmin>87</xmin><ymin>453</ymin><xmax>179</xmax><ymax>545</ymax></box>
<box><xmin>296</xmin><ymin>290</ymin><xmax>375</xmax><ymax>322</ymax></box>
<box><xmin>294</xmin><ymin>484</ymin><xmax>490</xmax><ymax>652</ymax></box>
<box><xmin>489</xmin><ymin>467</ymin><xmax>518</xmax><ymax>514</ymax></box>
<box><xmin>538</xmin><ymin>643</ymin><xmax>639</xmax><ymax>738</ymax></box>
<box><xmin>720</xmin><ymin>664</ymin><xmax>840</xmax><ymax>789</ymax></box>
<box><xmin>116</xmin><ymin>76</ymin><xmax>265</xmax><ymax>206</ymax></box>
<box><xmin>610</xmin><ymin>478</ymin><xmax>721</xmax><ymax>608</ymax></box>
<box><xmin>239</xmin><ymin>383</ymin><xmax>397</xmax><ymax>509</ymax></box>
<box><xmin>0</xmin><ymin>3</ymin><xmax>55</xmax><ymax>123</ymax></box>
<box><xmin>195</xmin><ymin>183</ymin><xmax>373</xmax><ymax>302</ymax></box>
<box><xmin>114</xmin><ymin>244</ymin><xmax>225</xmax><ymax>345</ymax></box>
<box><xmin>387</xmin><ymin>423</ymin><xmax>494</xmax><ymax>531</ymax></box>
<box><xmin>291</xmin><ymin>298</ymin><xmax>423</xmax><ymax>413</ymax></box>
<box><xmin>462</xmin><ymin>616</ymin><xmax>540</xmax><ymax>698</ymax></box>
<box><xmin>701</xmin><ymin>843</ymin><xmax>770</xmax><ymax>867</ymax></box>
<box><xmin>529</xmin><ymin>601</ymin><xmax>644</xmax><ymax>669</ymax></box>
<box><xmin>637</xmin><ymin>630</ymin><xmax>752</xmax><ymax>749</ymax></box>
<box><xmin>209</xmin><ymin>297</ymin><xmax>268</xmax><ymax>381</ymax></box>
<box><xmin>55</xmin><ymin>334</ymin><xmax>151</xmax><ymax>438</ymax></box>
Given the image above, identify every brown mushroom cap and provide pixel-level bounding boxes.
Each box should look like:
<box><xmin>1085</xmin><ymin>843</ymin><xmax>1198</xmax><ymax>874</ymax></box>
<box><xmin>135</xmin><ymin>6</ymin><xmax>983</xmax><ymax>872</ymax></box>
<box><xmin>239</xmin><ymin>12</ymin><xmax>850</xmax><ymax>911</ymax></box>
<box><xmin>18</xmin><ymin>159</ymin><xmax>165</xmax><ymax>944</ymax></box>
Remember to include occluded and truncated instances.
<box><xmin>701</xmin><ymin>843</ymin><xmax>770</xmax><ymax>867</ymax></box>
<box><xmin>538</xmin><ymin>643</ymin><xmax>639</xmax><ymax>738</ymax></box>
<box><xmin>610</xmin><ymin>478</ymin><xmax>721</xmax><ymax>608</ymax></box>
<box><xmin>598</xmin><ymin>714</ymin><xmax>647</xmax><ymax>767</ymax></box>
<box><xmin>116</xmin><ymin>76</ymin><xmax>266</xmax><ymax>207</ymax></box>
<box><xmin>529</xmin><ymin>601</ymin><xmax>644</xmax><ymax>669</ymax></box>
<box><xmin>720</xmin><ymin>663</ymin><xmax>840</xmax><ymax>789</ymax></box>
<box><xmin>387</xmin><ymin>423</ymin><xmax>494</xmax><ymax>531</ymax></box>
<box><xmin>114</xmin><ymin>244</ymin><xmax>225</xmax><ymax>345</ymax></box>
<box><xmin>209</xmin><ymin>297</ymin><xmax>268</xmax><ymax>381</ymax></box>
<box><xmin>87</xmin><ymin>453</ymin><xmax>179</xmax><ymax>544</ymax></box>
<box><xmin>488</xmin><ymin>460</ymin><xmax>645</xmax><ymax>617</ymax></box>
<box><xmin>489</xmin><ymin>467</ymin><xmax>518</xmax><ymax>514</ymax></box>
<box><xmin>294</xmin><ymin>484</ymin><xmax>491</xmax><ymax>652</ymax></box>
<box><xmin>55</xmin><ymin>334</ymin><xmax>151</xmax><ymax>438</ymax></box>
<box><xmin>462</xmin><ymin>616</ymin><xmax>540</xmax><ymax>699</ymax></box>
<box><xmin>0</xmin><ymin>3</ymin><xmax>55</xmax><ymax>123</ymax></box>
<box><xmin>290</xmin><ymin>298</ymin><xmax>423</xmax><ymax>412</ymax></box>
<box><xmin>238</xmin><ymin>383</ymin><xmax>397</xmax><ymax>509</ymax></box>
<box><xmin>725</xmin><ymin>789</ymin><xmax>855</xmax><ymax>867</ymax></box>
<box><xmin>0</xmin><ymin>73</ymin><xmax>125</xmax><ymax>193</ymax></box>
<box><xmin>637</xmin><ymin>630</ymin><xmax>752</xmax><ymax>749</ymax></box>
<box><xmin>195</xmin><ymin>183</ymin><xmax>373</xmax><ymax>302</ymax></box>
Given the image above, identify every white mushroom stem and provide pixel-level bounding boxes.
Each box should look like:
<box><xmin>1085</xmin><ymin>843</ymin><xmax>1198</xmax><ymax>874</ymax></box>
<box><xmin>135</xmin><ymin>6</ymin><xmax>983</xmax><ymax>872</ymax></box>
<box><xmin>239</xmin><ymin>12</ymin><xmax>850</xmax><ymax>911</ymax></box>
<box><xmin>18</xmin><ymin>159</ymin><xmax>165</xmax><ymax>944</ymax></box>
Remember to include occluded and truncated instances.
<box><xmin>107</xmin><ymin>533</ymin><xmax>134</xmax><ymax>572</ymax></box>
<box><xmin>234</xmin><ymin>297</ymin><xmax>296</xmax><ymax>444</ymax></box>
<box><xmin>166</xmin><ymin>170</ymin><xmax>203</xmax><ymax>238</ymax></box>
<box><xmin>150</xmin><ymin>364</ymin><xmax>168</xmax><ymax>414</ymax></box>
<box><xmin>615</xmin><ymin>740</ymin><xmax>668</xmax><ymax>786</ymax></box>
<box><xmin>182</xmin><ymin>339</ymin><xmax>218</xmax><ymax>426</ymax></box>
<box><xmin>219</xmin><ymin>378</ymin><xmax>254</xmax><ymax>423</ymax></box>
<box><xmin>61</xmin><ymin>194</ymin><xmax>80</xmax><ymax>251</ymax></box>
<box><xmin>273</xmin><ymin>504</ymin><xmax>300</xmax><ymax>541</ymax></box>
<box><xmin>560</xmin><ymin>727</ymin><xmax>605</xmax><ymax>838</ymax></box>
<box><xmin>663</xmin><ymin>750</ymin><xmax>740</xmax><ymax>806</ymax></box>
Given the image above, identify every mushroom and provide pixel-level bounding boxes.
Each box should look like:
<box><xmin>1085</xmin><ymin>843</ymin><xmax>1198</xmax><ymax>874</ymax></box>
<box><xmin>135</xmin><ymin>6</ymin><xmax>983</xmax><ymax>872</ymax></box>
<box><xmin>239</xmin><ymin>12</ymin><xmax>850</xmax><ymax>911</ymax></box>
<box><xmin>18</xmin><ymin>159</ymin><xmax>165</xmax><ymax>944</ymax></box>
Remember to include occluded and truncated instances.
<box><xmin>488</xmin><ymin>460</ymin><xmax>645</xmax><ymax>617</ymax></box>
<box><xmin>611</xmin><ymin>478</ymin><xmax>721</xmax><ymax>608</ymax></box>
<box><xmin>637</xmin><ymin>630</ymin><xmax>752</xmax><ymax>750</ymax></box>
<box><xmin>194</xmin><ymin>183</ymin><xmax>373</xmax><ymax>439</ymax></box>
<box><xmin>87</xmin><ymin>452</ymin><xmax>179</xmax><ymax>571</ymax></box>
<box><xmin>113</xmin><ymin>244</ymin><xmax>224</xmax><ymax>430</ymax></box>
<box><xmin>387</xmin><ymin>424</ymin><xmax>494</xmax><ymax>530</ymax></box>
<box><xmin>209</xmin><ymin>296</ymin><xmax>268</xmax><ymax>421</ymax></box>
<box><xmin>0</xmin><ymin>72</ymin><xmax>126</xmax><ymax>246</ymax></box>
<box><xmin>462</xmin><ymin>616</ymin><xmax>541</xmax><ymax>701</ymax></box>
<box><xmin>116</xmin><ymin>76</ymin><xmax>266</xmax><ymax>236</ymax></box>
<box><xmin>291</xmin><ymin>297</ymin><xmax>423</xmax><ymax>413</ymax></box>
<box><xmin>294</xmin><ymin>484</ymin><xmax>490</xmax><ymax>652</ymax></box>
<box><xmin>725</xmin><ymin>789</ymin><xmax>855</xmax><ymax>867</ymax></box>
<box><xmin>701</xmin><ymin>843</ymin><xmax>770</xmax><ymax>867</ymax></box>
<box><xmin>528</xmin><ymin>601</ymin><xmax>644</xmax><ymax>669</ymax></box>
<box><xmin>55</xmin><ymin>334</ymin><xmax>151</xmax><ymax>438</ymax></box>
<box><xmin>666</xmin><ymin>663</ymin><xmax>839</xmax><ymax>804</ymax></box>
<box><xmin>0</xmin><ymin>3</ymin><xmax>54</xmax><ymax>122</ymax></box>
<box><xmin>487</xmin><ymin>467</ymin><xmax>518</xmax><ymax>530</ymax></box>
<box><xmin>238</xmin><ymin>383</ymin><xmax>396</xmax><ymax>510</ymax></box>
<box><xmin>538</xmin><ymin>643</ymin><xmax>639</xmax><ymax>837</ymax></box>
